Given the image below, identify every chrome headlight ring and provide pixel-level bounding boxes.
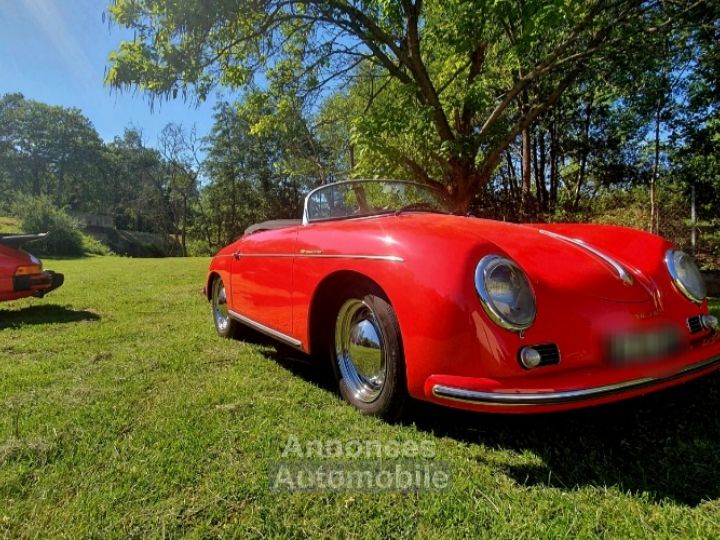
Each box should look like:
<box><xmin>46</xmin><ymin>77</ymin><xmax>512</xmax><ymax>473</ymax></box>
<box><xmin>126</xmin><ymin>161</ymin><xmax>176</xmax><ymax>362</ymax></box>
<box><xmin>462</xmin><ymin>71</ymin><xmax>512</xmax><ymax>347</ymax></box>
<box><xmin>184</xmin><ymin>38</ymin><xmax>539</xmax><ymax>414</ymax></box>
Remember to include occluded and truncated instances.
<box><xmin>474</xmin><ymin>254</ymin><xmax>537</xmax><ymax>332</ymax></box>
<box><xmin>665</xmin><ymin>249</ymin><xmax>706</xmax><ymax>304</ymax></box>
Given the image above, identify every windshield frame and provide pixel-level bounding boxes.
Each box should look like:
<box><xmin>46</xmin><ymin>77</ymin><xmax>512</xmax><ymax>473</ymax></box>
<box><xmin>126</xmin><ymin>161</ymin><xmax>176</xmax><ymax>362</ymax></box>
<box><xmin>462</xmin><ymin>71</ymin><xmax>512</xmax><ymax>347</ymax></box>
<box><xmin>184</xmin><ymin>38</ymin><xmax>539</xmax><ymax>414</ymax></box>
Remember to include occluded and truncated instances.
<box><xmin>301</xmin><ymin>179</ymin><xmax>451</xmax><ymax>225</ymax></box>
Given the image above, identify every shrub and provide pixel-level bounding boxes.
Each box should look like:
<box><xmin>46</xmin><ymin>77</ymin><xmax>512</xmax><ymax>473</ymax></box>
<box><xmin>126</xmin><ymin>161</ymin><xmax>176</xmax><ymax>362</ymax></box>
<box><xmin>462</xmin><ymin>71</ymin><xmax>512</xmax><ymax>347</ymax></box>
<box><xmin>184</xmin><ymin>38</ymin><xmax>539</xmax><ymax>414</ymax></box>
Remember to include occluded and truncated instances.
<box><xmin>81</xmin><ymin>234</ymin><xmax>114</xmax><ymax>256</ymax></box>
<box><xmin>186</xmin><ymin>238</ymin><xmax>216</xmax><ymax>257</ymax></box>
<box><xmin>12</xmin><ymin>196</ymin><xmax>85</xmax><ymax>257</ymax></box>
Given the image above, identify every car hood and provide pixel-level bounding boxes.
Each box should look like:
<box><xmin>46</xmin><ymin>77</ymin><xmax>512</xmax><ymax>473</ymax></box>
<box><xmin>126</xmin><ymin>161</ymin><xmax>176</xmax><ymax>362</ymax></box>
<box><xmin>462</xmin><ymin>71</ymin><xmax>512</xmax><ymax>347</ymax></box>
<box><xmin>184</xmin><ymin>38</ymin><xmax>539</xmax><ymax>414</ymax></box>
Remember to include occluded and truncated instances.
<box><xmin>392</xmin><ymin>214</ymin><xmax>666</xmax><ymax>304</ymax></box>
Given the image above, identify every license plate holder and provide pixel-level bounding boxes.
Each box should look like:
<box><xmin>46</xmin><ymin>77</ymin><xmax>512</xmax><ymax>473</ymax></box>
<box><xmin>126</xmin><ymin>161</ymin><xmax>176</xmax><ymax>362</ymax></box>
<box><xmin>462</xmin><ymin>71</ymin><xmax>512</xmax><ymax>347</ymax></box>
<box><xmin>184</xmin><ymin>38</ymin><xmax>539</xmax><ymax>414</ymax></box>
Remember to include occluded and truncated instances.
<box><xmin>608</xmin><ymin>327</ymin><xmax>682</xmax><ymax>365</ymax></box>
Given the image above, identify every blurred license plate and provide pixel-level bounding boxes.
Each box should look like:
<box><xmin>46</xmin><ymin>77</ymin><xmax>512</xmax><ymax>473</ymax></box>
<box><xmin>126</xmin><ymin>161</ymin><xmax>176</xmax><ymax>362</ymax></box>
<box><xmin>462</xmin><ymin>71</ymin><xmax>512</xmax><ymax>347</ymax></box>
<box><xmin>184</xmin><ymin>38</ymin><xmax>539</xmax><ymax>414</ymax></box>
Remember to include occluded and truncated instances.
<box><xmin>609</xmin><ymin>327</ymin><xmax>681</xmax><ymax>364</ymax></box>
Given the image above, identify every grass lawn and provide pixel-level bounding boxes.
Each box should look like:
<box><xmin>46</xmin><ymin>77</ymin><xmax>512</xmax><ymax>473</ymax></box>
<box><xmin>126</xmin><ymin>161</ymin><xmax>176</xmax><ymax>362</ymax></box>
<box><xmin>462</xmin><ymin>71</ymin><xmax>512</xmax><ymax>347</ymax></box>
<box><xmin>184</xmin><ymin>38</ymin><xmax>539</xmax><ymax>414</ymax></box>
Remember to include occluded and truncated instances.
<box><xmin>1</xmin><ymin>257</ymin><xmax>720</xmax><ymax>538</ymax></box>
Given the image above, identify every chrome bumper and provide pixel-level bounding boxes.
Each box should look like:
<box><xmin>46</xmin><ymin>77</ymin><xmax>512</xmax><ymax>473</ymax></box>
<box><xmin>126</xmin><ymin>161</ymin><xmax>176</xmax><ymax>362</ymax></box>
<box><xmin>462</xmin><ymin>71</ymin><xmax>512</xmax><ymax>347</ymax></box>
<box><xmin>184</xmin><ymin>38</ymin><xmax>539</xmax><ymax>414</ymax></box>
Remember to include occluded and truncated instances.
<box><xmin>432</xmin><ymin>354</ymin><xmax>720</xmax><ymax>406</ymax></box>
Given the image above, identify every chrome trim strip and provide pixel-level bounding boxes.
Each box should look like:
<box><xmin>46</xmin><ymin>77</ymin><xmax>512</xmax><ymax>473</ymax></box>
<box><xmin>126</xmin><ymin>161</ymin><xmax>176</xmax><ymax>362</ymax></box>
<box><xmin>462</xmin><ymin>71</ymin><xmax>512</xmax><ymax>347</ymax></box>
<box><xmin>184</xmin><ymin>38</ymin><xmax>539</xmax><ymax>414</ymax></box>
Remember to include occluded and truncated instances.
<box><xmin>227</xmin><ymin>309</ymin><xmax>303</xmax><ymax>349</ymax></box>
<box><xmin>431</xmin><ymin>354</ymin><xmax>720</xmax><ymax>406</ymax></box>
<box><xmin>539</xmin><ymin>229</ymin><xmax>634</xmax><ymax>286</ymax></box>
<box><xmin>237</xmin><ymin>253</ymin><xmax>404</xmax><ymax>262</ymax></box>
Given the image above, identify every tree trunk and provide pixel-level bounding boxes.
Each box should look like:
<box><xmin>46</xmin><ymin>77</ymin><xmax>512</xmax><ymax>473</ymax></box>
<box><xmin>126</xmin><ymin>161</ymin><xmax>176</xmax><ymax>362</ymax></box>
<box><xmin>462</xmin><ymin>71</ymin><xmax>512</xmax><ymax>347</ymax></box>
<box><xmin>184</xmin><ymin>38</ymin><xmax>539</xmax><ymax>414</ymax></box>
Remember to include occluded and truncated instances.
<box><xmin>521</xmin><ymin>126</ymin><xmax>532</xmax><ymax>218</ymax></box>
<box><xmin>651</xmin><ymin>97</ymin><xmax>662</xmax><ymax>234</ymax></box>
<box><xmin>537</xmin><ymin>126</ymin><xmax>548</xmax><ymax>211</ymax></box>
<box><xmin>506</xmin><ymin>149</ymin><xmax>518</xmax><ymax>203</ymax></box>
<box><xmin>549</xmin><ymin>115</ymin><xmax>558</xmax><ymax>208</ymax></box>
<box><xmin>181</xmin><ymin>194</ymin><xmax>188</xmax><ymax>257</ymax></box>
<box><xmin>573</xmin><ymin>95</ymin><xmax>593</xmax><ymax>211</ymax></box>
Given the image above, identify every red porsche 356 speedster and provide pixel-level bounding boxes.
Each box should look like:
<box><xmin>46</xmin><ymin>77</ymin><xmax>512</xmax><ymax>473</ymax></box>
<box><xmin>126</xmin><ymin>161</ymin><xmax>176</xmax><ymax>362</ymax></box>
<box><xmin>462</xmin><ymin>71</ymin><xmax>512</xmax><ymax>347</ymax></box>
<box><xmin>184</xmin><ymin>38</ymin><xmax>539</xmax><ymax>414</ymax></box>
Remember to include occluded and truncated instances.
<box><xmin>205</xmin><ymin>179</ymin><xmax>719</xmax><ymax>419</ymax></box>
<box><xmin>0</xmin><ymin>234</ymin><xmax>64</xmax><ymax>303</ymax></box>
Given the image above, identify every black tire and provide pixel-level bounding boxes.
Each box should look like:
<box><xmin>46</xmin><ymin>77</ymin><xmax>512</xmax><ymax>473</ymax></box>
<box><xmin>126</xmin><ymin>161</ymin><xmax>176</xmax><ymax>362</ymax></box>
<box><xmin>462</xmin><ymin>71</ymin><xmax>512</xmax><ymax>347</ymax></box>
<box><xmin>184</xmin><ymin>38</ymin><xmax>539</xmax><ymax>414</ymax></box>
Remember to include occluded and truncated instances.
<box><xmin>211</xmin><ymin>276</ymin><xmax>239</xmax><ymax>339</ymax></box>
<box><xmin>330</xmin><ymin>284</ymin><xmax>407</xmax><ymax>421</ymax></box>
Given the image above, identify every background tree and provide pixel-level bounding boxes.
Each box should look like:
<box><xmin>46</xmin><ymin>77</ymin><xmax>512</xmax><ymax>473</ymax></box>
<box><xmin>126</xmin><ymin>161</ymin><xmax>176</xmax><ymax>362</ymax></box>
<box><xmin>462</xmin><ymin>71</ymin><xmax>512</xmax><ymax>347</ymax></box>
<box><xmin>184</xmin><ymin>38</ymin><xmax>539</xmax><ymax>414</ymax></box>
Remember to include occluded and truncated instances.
<box><xmin>105</xmin><ymin>0</ymin><xmax>706</xmax><ymax>210</ymax></box>
<box><xmin>199</xmin><ymin>97</ymin><xmax>331</xmax><ymax>249</ymax></box>
<box><xmin>0</xmin><ymin>94</ymin><xmax>105</xmax><ymax>207</ymax></box>
<box><xmin>158</xmin><ymin>123</ymin><xmax>201</xmax><ymax>256</ymax></box>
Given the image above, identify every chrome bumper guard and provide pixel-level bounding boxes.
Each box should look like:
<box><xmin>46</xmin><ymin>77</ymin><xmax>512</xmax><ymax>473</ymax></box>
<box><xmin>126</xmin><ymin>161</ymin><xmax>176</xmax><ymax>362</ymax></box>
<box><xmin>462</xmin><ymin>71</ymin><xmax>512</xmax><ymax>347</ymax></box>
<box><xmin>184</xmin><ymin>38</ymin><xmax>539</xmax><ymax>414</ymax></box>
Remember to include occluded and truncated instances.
<box><xmin>432</xmin><ymin>354</ymin><xmax>720</xmax><ymax>406</ymax></box>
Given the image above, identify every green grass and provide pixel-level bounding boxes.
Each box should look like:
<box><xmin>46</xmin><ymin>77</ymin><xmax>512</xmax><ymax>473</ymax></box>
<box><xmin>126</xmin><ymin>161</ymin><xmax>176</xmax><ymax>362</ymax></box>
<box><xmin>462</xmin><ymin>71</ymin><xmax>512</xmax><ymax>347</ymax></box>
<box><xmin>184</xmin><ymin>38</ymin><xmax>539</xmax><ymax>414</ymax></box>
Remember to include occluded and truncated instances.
<box><xmin>2</xmin><ymin>258</ymin><xmax>720</xmax><ymax>538</ymax></box>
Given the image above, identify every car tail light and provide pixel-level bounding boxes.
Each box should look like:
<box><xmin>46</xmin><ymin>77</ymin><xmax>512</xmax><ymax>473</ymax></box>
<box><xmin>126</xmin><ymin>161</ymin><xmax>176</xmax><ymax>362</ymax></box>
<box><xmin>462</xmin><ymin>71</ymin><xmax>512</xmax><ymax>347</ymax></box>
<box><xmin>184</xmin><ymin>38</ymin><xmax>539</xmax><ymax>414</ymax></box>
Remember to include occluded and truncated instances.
<box><xmin>14</xmin><ymin>264</ymin><xmax>42</xmax><ymax>276</ymax></box>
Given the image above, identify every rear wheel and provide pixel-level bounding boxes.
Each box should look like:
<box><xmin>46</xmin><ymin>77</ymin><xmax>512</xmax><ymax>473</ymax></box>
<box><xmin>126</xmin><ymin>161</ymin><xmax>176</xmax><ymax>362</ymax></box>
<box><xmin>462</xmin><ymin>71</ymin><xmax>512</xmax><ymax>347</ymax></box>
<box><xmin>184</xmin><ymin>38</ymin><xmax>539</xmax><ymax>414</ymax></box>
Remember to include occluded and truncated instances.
<box><xmin>211</xmin><ymin>277</ymin><xmax>238</xmax><ymax>338</ymax></box>
<box><xmin>331</xmin><ymin>286</ymin><xmax>407</xmax><ymax>420</ymax></box>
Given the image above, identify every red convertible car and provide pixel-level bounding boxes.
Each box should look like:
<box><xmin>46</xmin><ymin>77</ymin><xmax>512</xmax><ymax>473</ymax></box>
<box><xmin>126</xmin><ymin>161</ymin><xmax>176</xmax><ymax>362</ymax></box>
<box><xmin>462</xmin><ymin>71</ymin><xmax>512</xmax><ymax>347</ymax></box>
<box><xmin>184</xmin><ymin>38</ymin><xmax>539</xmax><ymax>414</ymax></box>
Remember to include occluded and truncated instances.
<box><xmin>0</xmin><ymin>234</ymin><xmax>64</xmax><ymax>303</ymax></box>
<box><xmin>205</xmin><ymin>180</ymin><xmax>719</xmax><ymax>419</ymax></box>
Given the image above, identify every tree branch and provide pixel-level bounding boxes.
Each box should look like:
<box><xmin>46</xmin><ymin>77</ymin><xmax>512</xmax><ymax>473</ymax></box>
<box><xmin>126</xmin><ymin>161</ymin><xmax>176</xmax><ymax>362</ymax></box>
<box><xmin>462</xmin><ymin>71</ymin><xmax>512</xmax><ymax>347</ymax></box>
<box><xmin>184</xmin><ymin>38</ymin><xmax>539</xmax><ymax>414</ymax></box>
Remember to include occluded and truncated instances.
<box><xmin>478</xmin><ymin>66</ymin><xmax>583</xmax><ymax>182</ymax></box>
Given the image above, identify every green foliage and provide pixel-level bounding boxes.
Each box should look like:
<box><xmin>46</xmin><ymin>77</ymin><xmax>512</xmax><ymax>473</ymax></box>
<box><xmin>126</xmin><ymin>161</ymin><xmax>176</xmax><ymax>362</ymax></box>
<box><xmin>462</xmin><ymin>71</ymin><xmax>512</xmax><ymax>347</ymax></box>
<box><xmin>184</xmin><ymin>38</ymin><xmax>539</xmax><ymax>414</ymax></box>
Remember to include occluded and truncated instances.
<box><xmin>81</xmin><ymin>234</ymin><xmax>114</xmax><ymax>257</ymax></box>
<box><xmin>106</xmin><ymin>0</ymin><xmax>696</xmax><ymax>209</ymax></box>
<box><xmin>7</xmin><ymin>196</ymin><xmax>113</xmax><ymax>257</ymax></box>
<box><xmin>196</xmin><ymin>99</ymin><xmax>329</xmax><ymax>249</ymax></box>
<box><xmin>4</xmin><ymin>2</ymin><xmax>719</xmax><ymax>258</ymax></box>
<box><xmin>185</xmin><ymin>238</ymin><xmax>217</xmax><ymax>257</ymax></box>
<box><xmin>0</xmin><ymin>94</ymin><xmax>202</xmax><ymax>257</ymax></box>
<box><xmin>12</xmin><ymin>196</ymin><xmax>86</xmax><ymax>257</ymax></box>
<box><xmin>0</xmin><ymin>93</ymin><xmax>105</xmax><ymax>208</ymax></box>
<box><xmin>670</xmin><ymin>2</ymin><xmax>720</xmax><ymax>230</ymax></box>
<box><xmin>550</xmin><ymin>183</ymin><xmax>694</xmax><ymax>246</ymax></box>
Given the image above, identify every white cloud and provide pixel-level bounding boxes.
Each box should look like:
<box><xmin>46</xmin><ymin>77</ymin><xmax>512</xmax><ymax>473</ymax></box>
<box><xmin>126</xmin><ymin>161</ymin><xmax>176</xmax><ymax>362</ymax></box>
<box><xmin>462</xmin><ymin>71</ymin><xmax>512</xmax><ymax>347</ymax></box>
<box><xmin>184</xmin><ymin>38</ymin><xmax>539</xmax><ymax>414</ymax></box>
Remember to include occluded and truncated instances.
<box><xmin>18</xmin><ymin>0</ymin><xmax>95</xmax><ymax>83</ymax></box>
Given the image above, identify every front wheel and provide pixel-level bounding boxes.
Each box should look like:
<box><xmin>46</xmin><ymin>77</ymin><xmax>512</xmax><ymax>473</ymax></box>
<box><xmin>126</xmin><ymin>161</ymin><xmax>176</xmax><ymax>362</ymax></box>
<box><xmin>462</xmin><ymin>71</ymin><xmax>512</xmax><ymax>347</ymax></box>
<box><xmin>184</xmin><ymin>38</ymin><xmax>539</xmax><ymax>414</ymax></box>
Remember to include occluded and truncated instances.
<box><xmin>211</xmin><ymin>277</ymin><xmax>238</xmax><ymax>338</ymax></box>
<box><xmin>331</xmin><ymin>288</ymin><xmax>407</xmax><ymax>420</ymax></box>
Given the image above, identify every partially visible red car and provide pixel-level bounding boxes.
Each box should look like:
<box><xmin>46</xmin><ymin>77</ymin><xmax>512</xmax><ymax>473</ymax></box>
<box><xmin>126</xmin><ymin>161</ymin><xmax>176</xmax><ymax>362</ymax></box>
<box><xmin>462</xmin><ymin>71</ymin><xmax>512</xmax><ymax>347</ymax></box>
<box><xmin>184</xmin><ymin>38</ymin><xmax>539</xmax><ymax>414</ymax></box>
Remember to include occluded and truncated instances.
<box><xmin>0</xmin><ymin>234</ymin><xmax>64</xmax><ymax>303</ymax></box>
<box><xmin>205</xmin><ymin>179</ymin><xmax>720</xmax><ymax>419</ymax></box>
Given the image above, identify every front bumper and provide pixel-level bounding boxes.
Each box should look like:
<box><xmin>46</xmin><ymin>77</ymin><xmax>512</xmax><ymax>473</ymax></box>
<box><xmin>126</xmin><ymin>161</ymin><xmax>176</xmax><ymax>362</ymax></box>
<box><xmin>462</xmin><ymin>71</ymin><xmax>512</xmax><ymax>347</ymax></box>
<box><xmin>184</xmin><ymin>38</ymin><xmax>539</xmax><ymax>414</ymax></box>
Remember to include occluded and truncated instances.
<box><xmin>13</xmin><ymin>271</ymin><xmax>64</xmax><ymax>297</ymax></box>
<box><xmin>426</xmin><ymin>332</ymin><xmax>720</xmax><ymax>413</ymax></box>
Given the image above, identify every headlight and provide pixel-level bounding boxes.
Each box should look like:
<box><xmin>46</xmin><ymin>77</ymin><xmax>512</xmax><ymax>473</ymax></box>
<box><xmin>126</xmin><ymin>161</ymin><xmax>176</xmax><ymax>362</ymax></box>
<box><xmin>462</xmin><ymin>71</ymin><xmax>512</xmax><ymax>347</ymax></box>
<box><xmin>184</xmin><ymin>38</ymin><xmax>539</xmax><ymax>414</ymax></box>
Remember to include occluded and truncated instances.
<box><xmin>475</xmin><ymin>255</ymin><xmax>536</xmax><ymax>331</ymax></box>
<box><xmin>665</xmin><ymin>249</ymin><xmax>706</xmax><ymax>304</ymax></box>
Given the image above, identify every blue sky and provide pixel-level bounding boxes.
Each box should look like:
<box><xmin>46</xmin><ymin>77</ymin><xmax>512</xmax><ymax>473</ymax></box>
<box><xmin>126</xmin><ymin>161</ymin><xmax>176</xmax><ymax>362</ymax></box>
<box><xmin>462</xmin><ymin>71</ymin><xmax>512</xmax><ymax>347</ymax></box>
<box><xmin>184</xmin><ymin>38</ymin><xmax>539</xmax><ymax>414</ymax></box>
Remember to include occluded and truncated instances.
<box><xmin>0</xmin><ymin>0</ymin><xmax>230</xmax><ymax>148</ymax></box>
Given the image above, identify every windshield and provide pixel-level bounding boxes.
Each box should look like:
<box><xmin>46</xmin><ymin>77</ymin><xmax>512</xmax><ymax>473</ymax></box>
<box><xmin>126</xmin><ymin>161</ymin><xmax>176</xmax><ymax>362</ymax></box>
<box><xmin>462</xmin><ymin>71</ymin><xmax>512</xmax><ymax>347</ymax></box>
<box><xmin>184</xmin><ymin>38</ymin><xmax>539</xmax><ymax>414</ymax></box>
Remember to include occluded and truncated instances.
<box><xmin>303</xmin><ymin>180</ymin><xmax>451</xmax><ymax>224</ymax></box>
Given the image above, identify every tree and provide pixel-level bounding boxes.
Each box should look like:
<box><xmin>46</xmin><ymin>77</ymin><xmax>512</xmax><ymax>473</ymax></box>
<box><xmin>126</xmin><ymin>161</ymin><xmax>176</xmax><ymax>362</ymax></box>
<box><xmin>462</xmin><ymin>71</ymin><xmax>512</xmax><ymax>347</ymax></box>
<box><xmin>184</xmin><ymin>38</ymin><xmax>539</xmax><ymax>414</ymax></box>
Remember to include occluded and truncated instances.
<box><xmin>106</xmin><ymin>0</ymin><xmax>705</xmax><ymax>211</ymax></box>
<box><xmin>158</xmin><ymin>123</ymin><xmax>201</xmax><ymax>256</ymax></box>
<box><xmin>105</xmin><ymin>128</ymin><xmax>172</xmax><ymax>234</ymax></box>
<box><xmin>0</xmin><ymin>93</ymin><xmax>105</xmax><ymax>208</ymax></box>
<box><xmin>199</xmin><ymin>99</ymin><xmax>324</xmax><ymax>247</ymax></box>
<box><xmin>670</xmin><ymin>1</ymin><xmax>720</xmax><ymax>226</ymax></box>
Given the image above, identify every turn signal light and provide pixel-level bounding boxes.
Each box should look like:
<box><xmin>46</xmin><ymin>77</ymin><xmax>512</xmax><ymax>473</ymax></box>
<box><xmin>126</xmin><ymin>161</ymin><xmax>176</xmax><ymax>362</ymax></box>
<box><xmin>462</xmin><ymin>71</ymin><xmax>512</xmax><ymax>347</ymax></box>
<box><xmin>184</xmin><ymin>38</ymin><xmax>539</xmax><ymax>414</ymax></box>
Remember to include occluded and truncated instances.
<box><xmin>14</xmin><ymin>264</ymin><xmax>42</xmax><ymax>276</ymax></box>
<box><xmin>701</xmin><ymin>315</ymin><xmax>719</xmax><ymax>331</ymax></box>
<box><xmin>519</xmin><ymin>347</ymin><xmax>542</xmax><ymax>369</ymax></box>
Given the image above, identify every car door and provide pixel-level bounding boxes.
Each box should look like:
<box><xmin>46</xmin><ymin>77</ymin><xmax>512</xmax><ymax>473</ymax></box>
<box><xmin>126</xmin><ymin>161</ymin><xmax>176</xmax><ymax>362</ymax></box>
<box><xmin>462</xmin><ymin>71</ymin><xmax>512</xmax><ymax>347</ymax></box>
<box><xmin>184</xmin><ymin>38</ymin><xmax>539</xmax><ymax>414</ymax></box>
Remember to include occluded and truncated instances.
<box><xmin>230</xmin><ymin>226</ymin><xmax>299</xmax><ymax>339</ymax></box>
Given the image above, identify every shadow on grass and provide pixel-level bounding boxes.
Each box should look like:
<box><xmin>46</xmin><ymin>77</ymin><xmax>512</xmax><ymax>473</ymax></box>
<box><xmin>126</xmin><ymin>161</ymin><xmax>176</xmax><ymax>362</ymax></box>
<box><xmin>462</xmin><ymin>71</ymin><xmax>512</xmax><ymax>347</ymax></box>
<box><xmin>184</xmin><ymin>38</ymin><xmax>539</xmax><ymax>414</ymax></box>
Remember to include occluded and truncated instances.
<box><xmin>254</xmin><ymin>328</ymin><xmax>720</xmax><ymax>507</ymax></box>
<box><xmin>237</xmin><ymin>328</ymin><xmax>337</xmax><ymax>391</ymax></box>
<box><xmin>407</xmin><ymin>374</ymin><xmax>720</xmax><ymax>507</ymax></box>
<box><xmin>0</xmin><ymin>305</ymin><xmax>100</xmax><ymax>330</ymax></box>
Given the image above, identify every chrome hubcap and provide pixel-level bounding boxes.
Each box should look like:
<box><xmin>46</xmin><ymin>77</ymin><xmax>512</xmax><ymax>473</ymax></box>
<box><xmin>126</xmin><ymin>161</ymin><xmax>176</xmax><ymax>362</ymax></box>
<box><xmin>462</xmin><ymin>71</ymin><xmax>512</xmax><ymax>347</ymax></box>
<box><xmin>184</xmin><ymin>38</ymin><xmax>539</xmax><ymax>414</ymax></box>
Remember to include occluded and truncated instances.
<box><xmin>335</xmin><ymin>299</ymin><xmax>387</xmax><ymax>403</ymax></box>
<box><xmin>212</xmin><ymin>279</ymin><xmax>230</xmax><ymax>332</ymax></box>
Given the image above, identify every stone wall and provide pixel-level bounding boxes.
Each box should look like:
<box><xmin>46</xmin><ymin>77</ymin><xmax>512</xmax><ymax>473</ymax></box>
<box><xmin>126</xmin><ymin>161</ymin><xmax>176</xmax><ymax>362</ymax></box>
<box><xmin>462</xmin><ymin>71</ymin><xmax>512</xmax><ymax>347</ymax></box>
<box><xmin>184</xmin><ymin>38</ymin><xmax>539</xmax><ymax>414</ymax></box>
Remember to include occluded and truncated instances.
<box><xmin>71</xmin><ymin>212</ymin><xmax>115</xmax><ymax>229</ymax></box>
